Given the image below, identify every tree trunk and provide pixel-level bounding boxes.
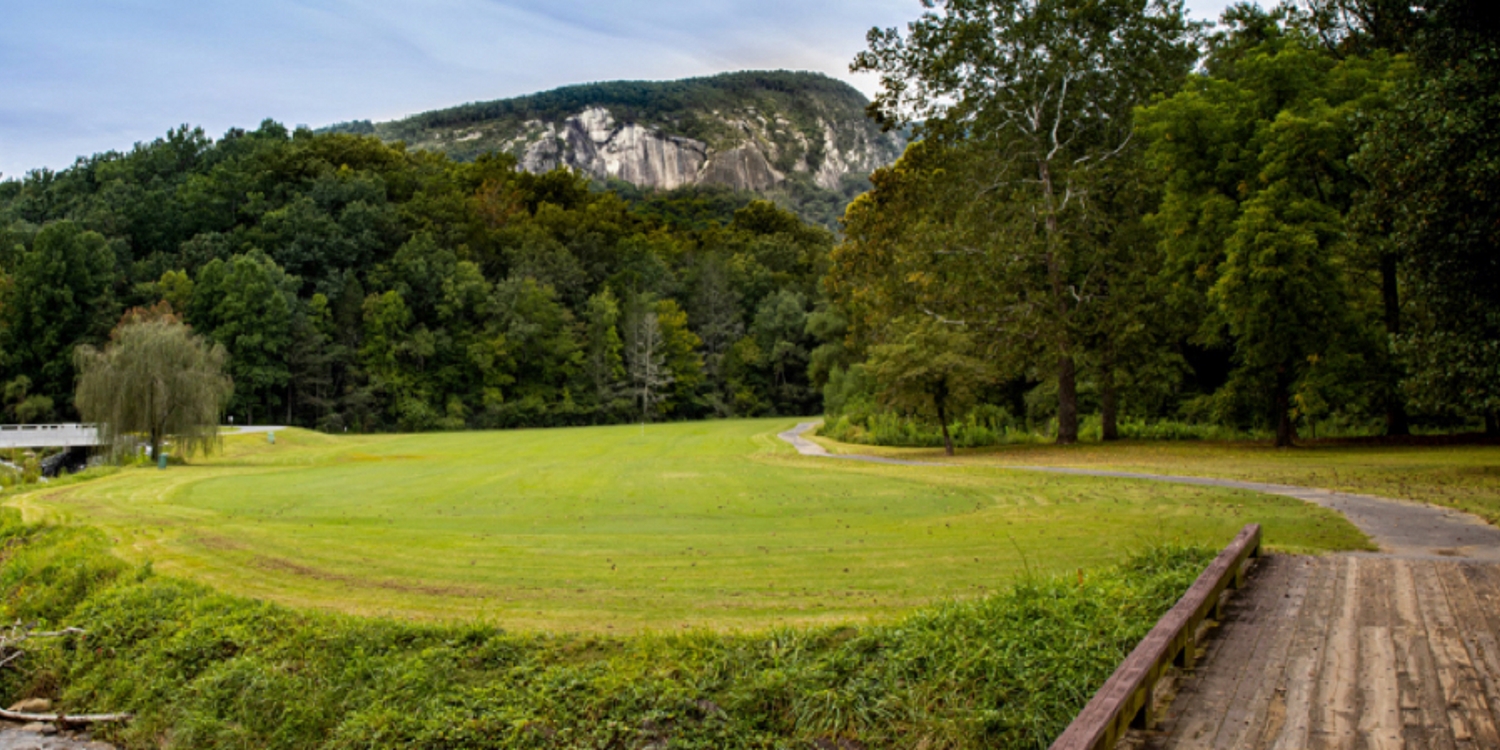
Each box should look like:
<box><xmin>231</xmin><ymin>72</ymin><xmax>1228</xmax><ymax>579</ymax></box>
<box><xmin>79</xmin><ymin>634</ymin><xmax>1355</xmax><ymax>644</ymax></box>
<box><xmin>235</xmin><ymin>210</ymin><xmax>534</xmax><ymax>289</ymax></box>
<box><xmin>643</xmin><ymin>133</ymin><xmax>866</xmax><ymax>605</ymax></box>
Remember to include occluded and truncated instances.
<box><xmin>936</xmin><ymin>398</ymin><xmax>954</xmax><ymax>457</ymax></box>
<box><xmin>148</xmin><ymin>388</ymin><xmax>162</xmax><ymax>462</ymax></box>
<box><xmin>1274</xmin><ymin>367</ymin><xmax>1296</xmax><ymax>448</ymax></box>
<box><xmin>1101</xmin><ymin>344</ymin><xmax>1119</xmax><ymax>442</ymax></box>
<box><xmin>1381</xmin><ymin>253</ymin><xmax>1410</xmax><ymax>436</ymax></box>
<box><xmin>1038</xmin><ymin>158</ymin><xmax>1078</xmax><ymax>446</ymax></box>
<box><xmin>1057</xmin><ymin>354</ymin><xmax>1078</xmax><ymax>444</ymax></box>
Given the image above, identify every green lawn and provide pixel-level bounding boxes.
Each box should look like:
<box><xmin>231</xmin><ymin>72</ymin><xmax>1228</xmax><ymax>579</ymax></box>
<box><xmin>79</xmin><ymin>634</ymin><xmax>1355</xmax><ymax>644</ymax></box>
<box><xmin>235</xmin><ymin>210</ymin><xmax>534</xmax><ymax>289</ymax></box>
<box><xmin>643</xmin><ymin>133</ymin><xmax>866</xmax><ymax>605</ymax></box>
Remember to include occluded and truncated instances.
<box><xmin>9</xmin><ymin>419</ymin><xmax>1366</xmax><ymax>631</ymax></box>
<box><xmin>811</xmin><ymin>433</ymin><xmax>1500</xmax><ymax>525</ymax></box>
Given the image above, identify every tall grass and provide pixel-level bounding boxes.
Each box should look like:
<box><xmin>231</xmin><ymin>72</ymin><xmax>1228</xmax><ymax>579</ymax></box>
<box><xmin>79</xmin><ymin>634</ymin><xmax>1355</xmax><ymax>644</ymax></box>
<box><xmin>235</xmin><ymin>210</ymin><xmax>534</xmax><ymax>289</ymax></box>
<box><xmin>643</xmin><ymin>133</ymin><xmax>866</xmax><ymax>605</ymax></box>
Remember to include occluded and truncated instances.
<box><xmin>0</xmin><ymin>510</ymin><xmax>1213</xmax><ymax>749</ymax></box>
<box><xmin>821</xmin><ymin>408</ymin><xmax>1045</xmax><ymax>449</ymax></box>
<box><xmin>820</xmin><ymin>412</ymin><xmax>1271</xmax><ymax>448</ymax></box>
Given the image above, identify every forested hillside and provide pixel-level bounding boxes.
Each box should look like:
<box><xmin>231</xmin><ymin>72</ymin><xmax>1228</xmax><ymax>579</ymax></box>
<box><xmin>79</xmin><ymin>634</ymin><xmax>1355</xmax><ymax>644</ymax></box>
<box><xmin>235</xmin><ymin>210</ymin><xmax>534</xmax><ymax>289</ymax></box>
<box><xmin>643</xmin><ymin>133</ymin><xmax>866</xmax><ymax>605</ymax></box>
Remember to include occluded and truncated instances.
<box><xmin>0</xmin><ymin>124</ymin><xmax>838</xmax><ymax>430</ymax></box>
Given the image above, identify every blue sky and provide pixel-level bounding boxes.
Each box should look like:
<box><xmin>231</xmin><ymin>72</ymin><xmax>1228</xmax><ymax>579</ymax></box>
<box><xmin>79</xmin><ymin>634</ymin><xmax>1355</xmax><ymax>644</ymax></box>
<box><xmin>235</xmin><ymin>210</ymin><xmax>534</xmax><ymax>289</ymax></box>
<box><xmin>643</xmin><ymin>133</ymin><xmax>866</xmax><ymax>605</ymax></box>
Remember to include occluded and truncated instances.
<box><xmin>1</xmin><ymin>0</ymin><xmax>1236</xmax><ymax>178</ymax></box>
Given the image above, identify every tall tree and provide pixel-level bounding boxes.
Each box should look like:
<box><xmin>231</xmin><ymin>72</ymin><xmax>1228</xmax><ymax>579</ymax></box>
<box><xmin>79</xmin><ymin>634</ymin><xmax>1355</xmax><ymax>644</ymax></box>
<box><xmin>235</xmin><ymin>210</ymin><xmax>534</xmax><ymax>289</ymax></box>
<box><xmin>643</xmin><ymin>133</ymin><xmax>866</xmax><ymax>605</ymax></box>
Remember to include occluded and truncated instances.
<box><xmin>75</xmin><ymin>305</ymin><xmax>232</xmax><ymax>461</ymax></box>
<box><xmin>852</xmin><ymin>0</ymin><xmax>1199</xmax><ymax>443</ymax></box>
<box><xmin>689</xmin><ymin>253</ymin><xmax>744</xmax><ymax>415</ymax></box>
<box><xmin>653</xmin><ymin>298</ymin><xmax>704</xmax><ymax>416</ymax></box>
<box><xmin>624</xmin><ymin>297</ymin><xmax>674</xmax><ymax>423</ymax></box>
<box><xmin>581</xmin><ymin>288</ymin><xmax>628</xmax><ymax>418</ymax></box>
<box><xmin>867</xmin><ymin>318</ymin><xmax>990</xmax><ymax>455</ymax></box>
<box><xmin>1139</xmin><ymin>8</ymin><xmax>1406</xmax><ymax>445</ymax></box>
<box><xmin>1353</xmin><ymin>1</ymin><xmax>1500</xmax><ymax>431</ymax></box>
<box><xmin>0</xmin><ymin>221</ymin><xmax>116</xmax><ymax>411</ymax></box>
<box><xmin>190</xmin><ymin>250</ymin><xmax>295</xmax><ymax>425</ymax></box>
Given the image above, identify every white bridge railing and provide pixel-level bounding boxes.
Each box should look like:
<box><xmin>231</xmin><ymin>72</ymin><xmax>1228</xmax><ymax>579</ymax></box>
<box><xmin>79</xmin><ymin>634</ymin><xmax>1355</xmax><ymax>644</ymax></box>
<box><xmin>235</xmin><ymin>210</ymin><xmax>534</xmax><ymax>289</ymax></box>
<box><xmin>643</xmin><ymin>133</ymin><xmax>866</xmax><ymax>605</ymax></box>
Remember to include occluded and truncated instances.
<box><xmin>0</xmin><ymin>424</ymin><xmax>102</xmax><ymax>449</ymax></box>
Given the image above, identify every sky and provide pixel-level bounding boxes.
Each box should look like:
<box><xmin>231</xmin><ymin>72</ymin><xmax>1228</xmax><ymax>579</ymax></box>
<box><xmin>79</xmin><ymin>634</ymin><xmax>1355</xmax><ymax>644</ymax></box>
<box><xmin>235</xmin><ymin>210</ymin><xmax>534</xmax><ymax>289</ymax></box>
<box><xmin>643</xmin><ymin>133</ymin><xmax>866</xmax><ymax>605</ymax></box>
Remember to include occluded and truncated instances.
<box><xmin>0</xmin><ymin>0</ymin><xmax>1237</xmax><ymax>179</ymax></box>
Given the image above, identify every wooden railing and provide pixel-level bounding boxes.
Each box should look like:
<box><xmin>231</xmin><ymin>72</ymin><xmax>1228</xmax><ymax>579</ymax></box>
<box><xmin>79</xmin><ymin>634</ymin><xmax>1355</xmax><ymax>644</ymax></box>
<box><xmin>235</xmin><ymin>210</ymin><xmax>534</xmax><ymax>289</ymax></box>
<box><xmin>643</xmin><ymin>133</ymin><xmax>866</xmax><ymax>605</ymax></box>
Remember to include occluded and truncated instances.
<box><xmin>1049</xmin><ymin>523</ymin><xmax>1262</xmax><ymax>750</ymax></box>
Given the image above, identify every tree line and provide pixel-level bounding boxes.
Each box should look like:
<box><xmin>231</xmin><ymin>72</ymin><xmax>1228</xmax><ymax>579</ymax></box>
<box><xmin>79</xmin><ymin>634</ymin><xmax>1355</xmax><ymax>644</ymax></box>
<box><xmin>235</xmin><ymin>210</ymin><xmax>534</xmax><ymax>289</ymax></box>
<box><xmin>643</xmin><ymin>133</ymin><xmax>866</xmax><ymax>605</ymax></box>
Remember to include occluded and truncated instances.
<box><xmin>3</xmin><ymin>0</ymin><xmax>1495</xmax><ymax>450</ymax></box>
<box><xmin>0</xmin><ymin>123</ymin><xmax>839</xmax><ymax>431</ymax></box>
<box><xmin>826</xmin><ymin>0</ymin><xmax>1499</xmax><ymax>451</ymax></box>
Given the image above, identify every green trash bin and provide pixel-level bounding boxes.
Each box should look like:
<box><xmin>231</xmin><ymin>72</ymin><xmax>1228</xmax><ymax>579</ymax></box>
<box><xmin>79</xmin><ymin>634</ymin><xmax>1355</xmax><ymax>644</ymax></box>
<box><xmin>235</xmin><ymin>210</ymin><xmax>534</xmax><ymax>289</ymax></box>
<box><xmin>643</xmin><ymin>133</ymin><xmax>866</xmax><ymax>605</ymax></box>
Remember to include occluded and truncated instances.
<box><xmin>157</xmin><ymin>453</ymin><xmax>167</xmax><ymax>470</ymax></box>
<box><xmin>268</xmin><ymin>431</ymin><xmax>276</xmax><ymax>445</ymax></box>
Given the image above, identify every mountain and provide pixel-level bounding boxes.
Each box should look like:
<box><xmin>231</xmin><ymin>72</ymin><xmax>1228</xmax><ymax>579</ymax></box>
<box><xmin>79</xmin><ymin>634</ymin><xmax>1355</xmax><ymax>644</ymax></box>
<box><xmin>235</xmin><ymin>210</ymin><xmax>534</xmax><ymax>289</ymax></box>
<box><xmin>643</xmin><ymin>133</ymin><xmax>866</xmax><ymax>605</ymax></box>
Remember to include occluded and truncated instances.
<box><xmin>321</xmin><ymin>71</ymin><xmax>906</xmax><ymax>226</ymax></box>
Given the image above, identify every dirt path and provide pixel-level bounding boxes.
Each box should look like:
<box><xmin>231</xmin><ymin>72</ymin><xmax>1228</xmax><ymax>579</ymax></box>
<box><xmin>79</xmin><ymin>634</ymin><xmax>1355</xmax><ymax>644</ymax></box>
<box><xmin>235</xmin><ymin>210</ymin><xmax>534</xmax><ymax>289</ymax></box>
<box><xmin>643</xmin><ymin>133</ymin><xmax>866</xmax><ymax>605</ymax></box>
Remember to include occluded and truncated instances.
<box><xmin>780</xmin><ymin>422</ymin><xmax>1500</xmax><ymax>561</ymax></box>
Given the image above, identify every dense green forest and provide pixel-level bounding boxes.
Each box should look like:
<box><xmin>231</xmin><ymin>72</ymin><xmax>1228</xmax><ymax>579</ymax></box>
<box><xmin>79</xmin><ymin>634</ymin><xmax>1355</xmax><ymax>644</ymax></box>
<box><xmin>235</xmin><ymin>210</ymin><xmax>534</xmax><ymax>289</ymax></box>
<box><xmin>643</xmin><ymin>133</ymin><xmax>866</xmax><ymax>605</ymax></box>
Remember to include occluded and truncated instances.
<box><xmin>2</xmin><ymin>0</ymin><xmax>1496</xmax><ymax>448</ymax></box>
<box><xmin>0</xmin><ymin>125</ymin><xmax>837</xmax><ymax>430</ymax></box>
<box><xmin>824</xmin><ymin>0</ymin><xmax>1500</xmax><ymax>450</ymax></box>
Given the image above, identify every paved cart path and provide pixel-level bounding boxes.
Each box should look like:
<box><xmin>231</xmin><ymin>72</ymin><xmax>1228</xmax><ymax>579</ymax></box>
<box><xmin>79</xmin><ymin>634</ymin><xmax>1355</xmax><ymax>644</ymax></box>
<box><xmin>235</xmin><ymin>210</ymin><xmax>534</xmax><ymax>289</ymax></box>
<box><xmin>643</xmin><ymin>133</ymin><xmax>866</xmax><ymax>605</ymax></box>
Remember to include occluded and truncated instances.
<box><xmin>779</xmin><ymin>422</ymin><xmax>1500</xmax><ymax>561</ymax></box>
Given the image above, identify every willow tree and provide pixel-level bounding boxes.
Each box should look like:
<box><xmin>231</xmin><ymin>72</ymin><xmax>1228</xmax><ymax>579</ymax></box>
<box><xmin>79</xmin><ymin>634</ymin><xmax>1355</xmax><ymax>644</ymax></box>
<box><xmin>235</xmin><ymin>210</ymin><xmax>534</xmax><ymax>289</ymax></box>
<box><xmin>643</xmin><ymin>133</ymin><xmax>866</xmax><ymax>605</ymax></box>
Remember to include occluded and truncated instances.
<box><xmin>75</xmin><ymin>308</ymin><xmax>233</xmax><ymax>461</ymax></box>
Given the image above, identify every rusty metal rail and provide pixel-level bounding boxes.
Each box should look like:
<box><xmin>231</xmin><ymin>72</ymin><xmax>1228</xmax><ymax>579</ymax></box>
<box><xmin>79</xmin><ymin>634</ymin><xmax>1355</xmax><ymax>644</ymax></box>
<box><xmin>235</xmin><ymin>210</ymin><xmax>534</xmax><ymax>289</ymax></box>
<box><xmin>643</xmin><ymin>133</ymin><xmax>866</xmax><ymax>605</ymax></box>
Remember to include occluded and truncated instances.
<box><xmin>1049</xmin><ymin>523</ymin><xmax>1263</xmax><ymax>750</ymax></box>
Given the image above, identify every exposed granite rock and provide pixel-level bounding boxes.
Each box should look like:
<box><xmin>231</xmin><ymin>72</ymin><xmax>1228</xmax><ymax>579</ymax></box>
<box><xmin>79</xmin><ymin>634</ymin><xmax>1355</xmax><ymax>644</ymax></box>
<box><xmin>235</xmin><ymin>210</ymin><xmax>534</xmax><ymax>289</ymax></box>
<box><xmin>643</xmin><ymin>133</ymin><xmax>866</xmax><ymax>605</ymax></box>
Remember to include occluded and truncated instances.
<box><xmin>344</xmin><ymin>72</ymin><xmax>906</xmax><ymax>198</ymax></box>
<box><xmin>505</xmin><ymin>104</ymin><xmax>892</xmax><ymax>193</ymax></box>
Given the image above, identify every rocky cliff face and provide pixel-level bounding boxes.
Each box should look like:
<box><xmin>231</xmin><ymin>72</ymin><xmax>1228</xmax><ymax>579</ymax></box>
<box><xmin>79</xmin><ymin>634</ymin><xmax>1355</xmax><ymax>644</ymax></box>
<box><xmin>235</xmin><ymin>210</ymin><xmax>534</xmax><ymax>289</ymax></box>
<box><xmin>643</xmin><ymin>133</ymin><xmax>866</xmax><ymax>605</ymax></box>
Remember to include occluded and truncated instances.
<box><xmin>498</xmin><ymin>104</ymin><xmax>896</xmax><ymax>193</ymax></box>
<box><xmin>510</xmin><ymin>107</ymin><xmax>715</xmax><ymax>190</ymax></box>
<box><xmin>335</xmin><ymin>71</ymin><xmax>905</xmax><ymax>196</ymax></box>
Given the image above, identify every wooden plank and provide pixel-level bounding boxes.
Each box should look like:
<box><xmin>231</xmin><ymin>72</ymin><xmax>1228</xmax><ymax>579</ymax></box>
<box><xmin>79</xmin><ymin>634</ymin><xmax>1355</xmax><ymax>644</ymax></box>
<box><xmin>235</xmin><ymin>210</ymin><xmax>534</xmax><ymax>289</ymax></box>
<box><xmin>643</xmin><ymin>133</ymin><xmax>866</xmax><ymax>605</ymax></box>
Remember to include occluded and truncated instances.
<box><xmin>1186</xmin><ymin>555</ymin><xmax>1310</xmax><ymax>750</ymax></box>
<box><xmin>1437</xmin><ymin>563</ymin><xmax>1500</xmax><ymax>739</ymax></box>
<box><xmin>1049</xmin><ymin>524</ymin><xmax>1261</xmax><ymax>750</ymax></box>
<box><xmin>1461</xmin><ymin>563</ymin><xmax>1500</xmax><ymax>616</ymax></box>
<box><xmin>1466</xmin><ymin>563</ymin><xmax>1500</xmax><ymax>736</ymax></box>
<box><xmin>1308</xmin><ymin>555</ymin><xmax>1359</xmax><ymax>750</ymax></box>
<box><xmin>1358</xmin><ymin>625</ymin><xmax>1403</xmax><ymax>750</ymax></box>
<box><xmin>1390</xmin><ymin>559</ymin><xmax>1457</xmax><ymax>750</ymax></box>
<box><xmin>1236</xmin><ymin>556</ymin><xmax>1334</xmax><ymax>750</ymax></box>
<box><xmin>1142</xmin><ymin>558</ymin><xmax>1500</xmax><ymax>750</ymax></box>
<box><xmin>1356</xmin><ymin>557</ymin><xmax>1402</xmax><ymax>750</ymax></box>
<box><xmin>1265</xmin><ymin>555</ymin><xmax>1343</xmax><ymax>750</ymax></box>
<box><xmin>1150</xmin><ymin>557</ymin><xmax>1302</xmax><ymax>749</ymax></box>
<box><xmin>1411</xmin><ymin>561</ymin><xmax>1500</xmax><ymax>749</ymax></box>
<box><xmin>1213</xmin><ymin>556</ymin><xmax>1317</xmax><ymax>750</ymax></box>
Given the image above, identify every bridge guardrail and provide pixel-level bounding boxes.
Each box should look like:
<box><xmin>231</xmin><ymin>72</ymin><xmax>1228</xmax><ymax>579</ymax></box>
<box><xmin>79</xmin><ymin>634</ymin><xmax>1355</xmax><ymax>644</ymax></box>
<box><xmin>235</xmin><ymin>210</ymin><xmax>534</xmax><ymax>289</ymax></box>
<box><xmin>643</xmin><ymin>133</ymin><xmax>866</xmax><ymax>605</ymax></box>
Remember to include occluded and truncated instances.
<box><xmin>0</xmin><ymin>424</ymin><xmax>103</xmax><ymax>448</ymax></box>
<box><xmin>0</xmin><ymin>424</ymin><xmax>97</xmax><ymax>431</ymax></box>
<box><xmin>1048</xmin><ymin>523</ymin><xmax>1262</xmax><ymax>750</ymax></box>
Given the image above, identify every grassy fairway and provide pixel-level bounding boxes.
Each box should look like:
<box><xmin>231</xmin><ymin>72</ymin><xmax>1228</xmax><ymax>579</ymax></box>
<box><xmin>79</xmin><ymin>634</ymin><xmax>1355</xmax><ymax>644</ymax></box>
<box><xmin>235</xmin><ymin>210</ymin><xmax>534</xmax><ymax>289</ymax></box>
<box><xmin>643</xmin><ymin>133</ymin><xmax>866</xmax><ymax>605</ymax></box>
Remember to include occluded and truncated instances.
<box><xmin>10</xmin><ymin>419</ymin><xmax>1365</xmax><ymax>631</ymax></box>
<box><xmin>813</xmin><ymin>434</ymin><xmax>1500</xmax><ymax>525</ymax></box>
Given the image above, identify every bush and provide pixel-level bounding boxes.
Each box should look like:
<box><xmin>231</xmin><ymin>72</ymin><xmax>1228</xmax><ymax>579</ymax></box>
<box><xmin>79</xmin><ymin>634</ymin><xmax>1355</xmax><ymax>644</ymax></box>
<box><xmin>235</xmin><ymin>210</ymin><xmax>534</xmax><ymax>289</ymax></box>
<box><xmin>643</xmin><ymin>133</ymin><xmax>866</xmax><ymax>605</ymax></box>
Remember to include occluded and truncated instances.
<box><xmin>0</xmin><ymin>509</ymin><xmax>1215</xmax><ymax>750</ymax></box>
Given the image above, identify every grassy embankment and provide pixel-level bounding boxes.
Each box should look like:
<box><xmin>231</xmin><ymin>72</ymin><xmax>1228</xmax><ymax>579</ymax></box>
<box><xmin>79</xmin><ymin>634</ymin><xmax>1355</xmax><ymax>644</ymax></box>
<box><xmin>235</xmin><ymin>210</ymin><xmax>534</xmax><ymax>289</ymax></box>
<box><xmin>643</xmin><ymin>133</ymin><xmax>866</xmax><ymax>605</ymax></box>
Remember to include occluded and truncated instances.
<box><xmin>808</xmin><ymin>431</ymin><xmax>1500</xmax><ymax>525</ymax></box>
<box><xmin>0</xmin><ymin>509</ymin><xmax>1214</xmax><ymax>749</ymax></box>
<box><xmin>7</xmin><ymin>418</ymin><xmax>1365</xmax><ymax>630</ymax></box>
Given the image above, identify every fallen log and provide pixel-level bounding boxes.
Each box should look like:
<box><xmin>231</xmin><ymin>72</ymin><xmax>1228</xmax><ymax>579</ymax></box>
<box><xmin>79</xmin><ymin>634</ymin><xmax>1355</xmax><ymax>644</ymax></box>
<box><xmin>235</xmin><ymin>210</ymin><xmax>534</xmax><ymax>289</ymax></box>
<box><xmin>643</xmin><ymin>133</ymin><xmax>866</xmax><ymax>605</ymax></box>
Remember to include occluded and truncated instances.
<box><xmin>0</xmin><ymin>708</ymin><xmax>133</xmax><ymax>725</ymax></box>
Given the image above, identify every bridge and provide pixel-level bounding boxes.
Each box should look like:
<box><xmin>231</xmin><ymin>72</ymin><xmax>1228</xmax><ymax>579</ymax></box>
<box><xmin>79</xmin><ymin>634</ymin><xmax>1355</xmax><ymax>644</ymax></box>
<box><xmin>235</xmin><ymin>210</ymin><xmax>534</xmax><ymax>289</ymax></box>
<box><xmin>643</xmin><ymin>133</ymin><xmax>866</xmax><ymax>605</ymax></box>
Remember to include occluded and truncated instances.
<box><xmin>0</xmin><ymin>424</ymin><xmax>103</xmax><ymax>450</ymax></box>
<box><xmin>1050</xmin><ymin>524</ymin><xmax>1500</xmax><ymax>750</ymax></box>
